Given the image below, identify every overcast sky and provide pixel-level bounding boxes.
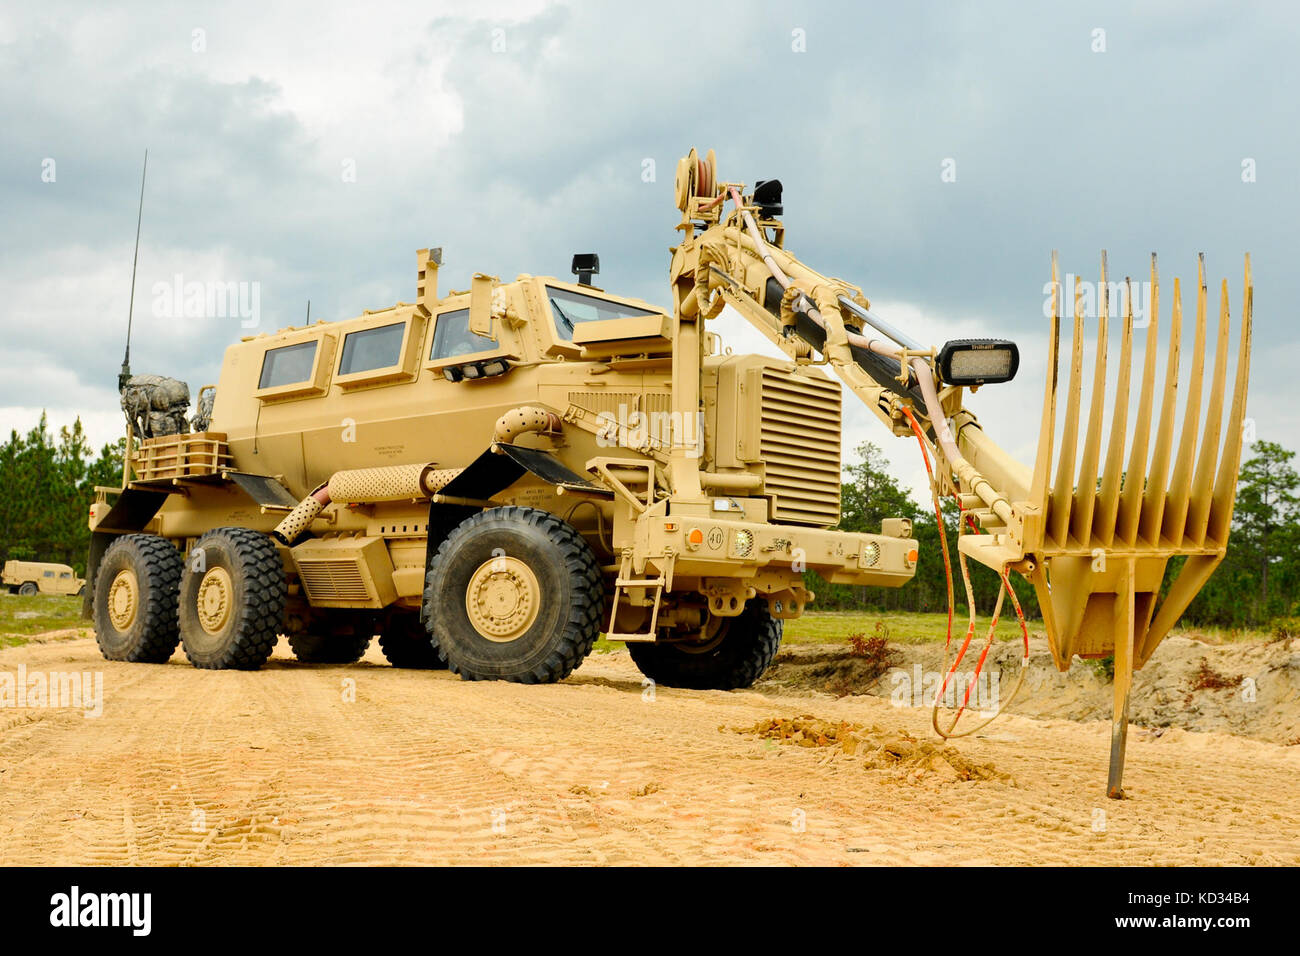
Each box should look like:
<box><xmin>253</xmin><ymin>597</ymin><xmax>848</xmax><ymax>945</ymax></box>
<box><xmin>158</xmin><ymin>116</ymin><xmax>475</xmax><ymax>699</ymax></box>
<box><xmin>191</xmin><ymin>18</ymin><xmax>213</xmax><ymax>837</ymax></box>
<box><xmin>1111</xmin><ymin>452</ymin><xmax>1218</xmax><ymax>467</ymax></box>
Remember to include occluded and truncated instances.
<box><xmin>2</xmin><ymin>0</ymin><xmax>1295</xmax><ymax>500</ymax></box>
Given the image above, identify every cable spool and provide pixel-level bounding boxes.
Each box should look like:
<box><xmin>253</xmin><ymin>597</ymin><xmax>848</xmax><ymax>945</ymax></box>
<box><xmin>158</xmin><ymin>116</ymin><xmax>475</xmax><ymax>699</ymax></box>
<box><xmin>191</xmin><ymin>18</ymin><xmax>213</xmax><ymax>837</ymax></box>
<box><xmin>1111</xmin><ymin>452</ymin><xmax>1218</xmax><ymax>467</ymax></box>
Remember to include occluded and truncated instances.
<box><xmin>698</xmin><ymin>148</ymin><xmax>716</xmax><ymax>198</ymax></box>
<box><xmin>674</xmin><ymin>147</ymin><xmax>719</xmax><ymax>212</ymax></box>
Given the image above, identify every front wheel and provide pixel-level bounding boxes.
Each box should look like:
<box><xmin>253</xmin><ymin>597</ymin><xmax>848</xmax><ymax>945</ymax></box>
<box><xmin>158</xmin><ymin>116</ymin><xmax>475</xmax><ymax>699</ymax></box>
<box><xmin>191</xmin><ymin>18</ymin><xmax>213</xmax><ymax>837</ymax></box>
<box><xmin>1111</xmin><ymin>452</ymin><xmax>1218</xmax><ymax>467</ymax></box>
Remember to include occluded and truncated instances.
<box><xmin>18</xmin><ymin>582</ymin><xmax>37</xmax><ymax>596</ymax></box>
<box><xmin>423</xmin><ymin>506</ymin><xmax>602</xmax><ymax>683</ymax></box>
<box><xmin>178</xmin><ymin>528</ymin><xmax>286</xmax><ymax>670</ymax></box>
<box><xmin>627</xmin><ymin>598</ymin><xmax>782</xmax><ymax>690</ymax></box>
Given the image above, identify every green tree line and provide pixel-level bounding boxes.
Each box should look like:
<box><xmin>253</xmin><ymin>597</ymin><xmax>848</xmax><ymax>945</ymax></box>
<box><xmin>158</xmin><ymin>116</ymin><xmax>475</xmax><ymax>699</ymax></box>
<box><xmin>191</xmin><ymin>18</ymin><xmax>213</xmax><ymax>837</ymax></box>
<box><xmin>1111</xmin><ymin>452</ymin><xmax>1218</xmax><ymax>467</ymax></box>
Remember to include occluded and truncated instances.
<box><xmin>813</xmin><ymin>439</ymin><xmax>1300</xmax><ymax>630</ymax></box>
<box><xmin>0</xmin><ymin>415</ymin><xmax>125</xmax><ymax>574</ymax></box>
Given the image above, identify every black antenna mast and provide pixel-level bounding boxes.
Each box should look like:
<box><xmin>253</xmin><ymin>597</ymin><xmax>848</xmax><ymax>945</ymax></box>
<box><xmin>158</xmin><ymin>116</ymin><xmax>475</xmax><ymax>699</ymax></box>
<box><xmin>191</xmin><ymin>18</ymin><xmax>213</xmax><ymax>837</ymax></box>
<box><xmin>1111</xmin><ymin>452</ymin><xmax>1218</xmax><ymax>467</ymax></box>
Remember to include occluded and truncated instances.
<box><xmin>119</xmin><ymin>148</ymin><xmax>148</xmax><ymax>391</ymax></box>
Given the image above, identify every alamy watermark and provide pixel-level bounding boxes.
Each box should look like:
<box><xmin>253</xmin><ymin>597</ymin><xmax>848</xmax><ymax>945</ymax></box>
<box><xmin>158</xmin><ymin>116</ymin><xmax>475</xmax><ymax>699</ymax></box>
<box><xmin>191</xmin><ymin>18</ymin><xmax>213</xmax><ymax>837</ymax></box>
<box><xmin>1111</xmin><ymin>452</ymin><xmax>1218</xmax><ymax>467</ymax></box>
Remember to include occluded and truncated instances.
<box><xmin>152</xmin><ymin>274</ymin><xmax>261</xmax><ymax>328</ymax></box>
<box><xmin>890</xmin><ymin>664</ymin><xmax>1000</xmax><ymax>715</ymax></box>
<box><xmin>595</xmin><ymin>405</ymin><xmax>704</xmax><ymax>458</ymax></box>
<box><xmin>1043</xmin><ymin>273</ymin><xmax>1152</xmax><ymax>327</ymax></box>
<box><xmin>0</xmin><ymin>664</ymin><xmax>103</xmax><ymax>718</ymax></box>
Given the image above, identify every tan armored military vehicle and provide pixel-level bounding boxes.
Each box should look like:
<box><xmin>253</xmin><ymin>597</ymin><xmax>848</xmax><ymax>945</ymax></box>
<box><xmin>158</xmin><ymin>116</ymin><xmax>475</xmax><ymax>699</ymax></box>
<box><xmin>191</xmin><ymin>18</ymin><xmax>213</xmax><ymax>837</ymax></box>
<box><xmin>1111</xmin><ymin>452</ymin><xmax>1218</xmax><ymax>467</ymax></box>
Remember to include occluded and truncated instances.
<box><xmin>4</xmin><ymin>560</ymin><xmax>85</xmax><ymax>596</ymax></box>
<box><xmin>88</xmin><ymin>149</ymin><xmax>1251</xmax><ymax>792</ymax></box>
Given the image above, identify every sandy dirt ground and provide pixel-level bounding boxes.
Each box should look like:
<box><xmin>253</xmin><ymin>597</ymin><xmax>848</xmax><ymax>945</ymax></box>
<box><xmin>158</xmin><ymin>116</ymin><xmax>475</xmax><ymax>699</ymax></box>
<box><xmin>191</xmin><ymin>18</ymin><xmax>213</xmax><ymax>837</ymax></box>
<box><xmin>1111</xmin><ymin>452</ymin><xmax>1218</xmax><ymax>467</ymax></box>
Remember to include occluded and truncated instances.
<box><xmin>1</xmin><ymin>634</ymin><xmax>1298</xmax><ymax>866</ymax></box>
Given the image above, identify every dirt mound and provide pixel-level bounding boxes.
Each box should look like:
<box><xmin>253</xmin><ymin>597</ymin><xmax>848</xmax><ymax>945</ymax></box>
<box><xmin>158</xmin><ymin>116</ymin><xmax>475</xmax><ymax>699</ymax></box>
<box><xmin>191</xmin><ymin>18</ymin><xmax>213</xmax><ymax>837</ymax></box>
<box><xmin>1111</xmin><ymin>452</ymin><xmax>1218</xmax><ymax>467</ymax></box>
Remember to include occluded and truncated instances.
<box><xmin>732</xmin><ymin>715</ymin><xmax>1012</xmax><ymax>785</ymax></box>
<box><xmin>761</xmin><ymin>635</ymin><xmax>1300</xmax><ymax>744</ymax></box>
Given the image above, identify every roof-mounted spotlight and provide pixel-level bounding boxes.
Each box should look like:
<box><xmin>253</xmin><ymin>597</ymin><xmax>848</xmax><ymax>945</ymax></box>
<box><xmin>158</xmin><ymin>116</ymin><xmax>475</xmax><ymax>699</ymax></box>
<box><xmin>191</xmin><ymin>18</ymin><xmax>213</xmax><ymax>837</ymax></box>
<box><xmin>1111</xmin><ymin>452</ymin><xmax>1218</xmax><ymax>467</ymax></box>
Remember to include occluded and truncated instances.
<box><xmin>571</xmin><ymin>253</ymin><xmax>599</xmax><ymax>286</ymax></box>
<box><xmin>752</xmin><ymin>179</ymin><xmax>783</xmax><ymax>218</ymax></box>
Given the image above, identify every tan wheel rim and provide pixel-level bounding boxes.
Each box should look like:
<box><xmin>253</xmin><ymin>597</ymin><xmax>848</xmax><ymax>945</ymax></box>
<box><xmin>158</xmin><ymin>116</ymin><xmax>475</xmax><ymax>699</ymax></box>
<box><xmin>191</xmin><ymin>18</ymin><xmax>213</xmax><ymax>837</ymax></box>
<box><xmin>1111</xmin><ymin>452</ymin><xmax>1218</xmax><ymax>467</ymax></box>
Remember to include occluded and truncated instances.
<box><xmin>196</xmin><ymin>567</ymin><xmax>234</xmax><ymax>636</ymax></box>
<box><xmin>465</xmin><ymin>556</ymin><xmax>541</xmax><ymax>643</ymax></box>
<box><xmin>107</xmin><ymin>569</ymin><xmax>139</xmax><ymax>631</ymax></box>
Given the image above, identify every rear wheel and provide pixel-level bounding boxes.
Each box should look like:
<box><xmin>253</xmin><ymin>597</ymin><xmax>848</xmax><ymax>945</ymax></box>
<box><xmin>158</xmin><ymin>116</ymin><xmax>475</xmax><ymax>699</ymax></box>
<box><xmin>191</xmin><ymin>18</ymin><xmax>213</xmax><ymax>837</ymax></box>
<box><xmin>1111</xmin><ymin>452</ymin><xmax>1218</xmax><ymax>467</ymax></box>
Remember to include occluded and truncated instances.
<box><xmin>378</xmin><ymin>608</ymin><xmax>446</xmax><ymax>669</ymax></box>
<box><xmin>178</xmin><ymin>527</ymin><xmax>286</xmax><ymax>670</ymax></box>
<box><xmin>627</xmin><ymin>598</ymin><xmax>782</xmax><ymax>690</ymax></box>
<box><xmin>423</xmin><ymin>506</ymin><xmax>602</xmax><ymax>683</ymax></box>
<box><xmin>92</xmin><ymin>534</ymin><xmax>183</xmax><ymax>663</ymax></box>
<box><xmin>18</xmin><ymin>582</ymin><xmax>37</xmax><ymax>596</ymax></box>
<box><xmin>288</xmin><ymin>610</ymin><xmax>375</xmax><ymax>664</ymax></box>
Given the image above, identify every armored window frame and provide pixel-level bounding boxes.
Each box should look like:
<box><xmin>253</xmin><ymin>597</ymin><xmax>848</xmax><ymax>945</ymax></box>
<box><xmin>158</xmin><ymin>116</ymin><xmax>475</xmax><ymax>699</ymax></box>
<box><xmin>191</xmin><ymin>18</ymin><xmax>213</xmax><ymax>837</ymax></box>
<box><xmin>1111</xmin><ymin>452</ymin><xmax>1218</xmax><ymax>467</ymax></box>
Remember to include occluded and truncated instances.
<box><xmin>334</xmin><ymin>313</ymin><xmax>425</xmax><ymax>389</ymax></box>
<box><xmin>426</xmin><ymin>307</ymin><xmax>503</xmax><ymax>371</ymax></box>
<box><xmin>254</xmin><ymin>334</ymin><xmax>335</xmax><ymax>402</ymax></box>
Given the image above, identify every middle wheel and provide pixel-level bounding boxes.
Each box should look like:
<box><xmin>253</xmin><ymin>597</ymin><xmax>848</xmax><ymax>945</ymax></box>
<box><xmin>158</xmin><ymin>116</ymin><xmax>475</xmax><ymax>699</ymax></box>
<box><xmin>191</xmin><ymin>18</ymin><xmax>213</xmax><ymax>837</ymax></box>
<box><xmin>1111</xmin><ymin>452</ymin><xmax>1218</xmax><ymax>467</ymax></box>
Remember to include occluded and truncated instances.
<box><xmin>178</xmin><ymin>527</ymin><xmax>286</xmax><ymax>670</ymax></box>
<box><xmin>423</xmin><ymin>506</ymin><xmax>602</xmax><ymax>683</ymax></box>
<box><xmin>287</xmin><ymin>610</ymin><xmax>376</xmax><ymax>664</ymax></box>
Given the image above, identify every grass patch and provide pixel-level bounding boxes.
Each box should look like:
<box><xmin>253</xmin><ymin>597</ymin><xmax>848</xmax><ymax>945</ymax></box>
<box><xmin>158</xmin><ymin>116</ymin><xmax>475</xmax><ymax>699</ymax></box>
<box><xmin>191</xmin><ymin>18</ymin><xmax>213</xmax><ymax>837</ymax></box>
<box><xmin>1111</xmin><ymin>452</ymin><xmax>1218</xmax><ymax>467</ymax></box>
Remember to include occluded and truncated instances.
<box><xmin>782</xmin><ymin>610</ymin><xmax>1029</xmax><ymax>646</ymax></box>
<box><xmin>593</xmin><ymin>610</ymin><xmax>1029</xmax><ymax>654</ymax></box>
<box><xmin>0</xmin><ymin>593</ymin><xmax>88</xmax><ymax>645</ymax></box>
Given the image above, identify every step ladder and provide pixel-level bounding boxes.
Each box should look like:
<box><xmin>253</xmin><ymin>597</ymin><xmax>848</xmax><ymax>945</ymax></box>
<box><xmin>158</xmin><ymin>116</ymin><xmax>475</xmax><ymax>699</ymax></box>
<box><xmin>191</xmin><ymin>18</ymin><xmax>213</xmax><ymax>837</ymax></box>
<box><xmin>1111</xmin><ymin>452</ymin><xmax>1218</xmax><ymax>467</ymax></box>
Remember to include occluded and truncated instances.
<box><xmin>605</xmin><ymin>552</ymin><xmax>675</xmax><ymax>642</ymax></box>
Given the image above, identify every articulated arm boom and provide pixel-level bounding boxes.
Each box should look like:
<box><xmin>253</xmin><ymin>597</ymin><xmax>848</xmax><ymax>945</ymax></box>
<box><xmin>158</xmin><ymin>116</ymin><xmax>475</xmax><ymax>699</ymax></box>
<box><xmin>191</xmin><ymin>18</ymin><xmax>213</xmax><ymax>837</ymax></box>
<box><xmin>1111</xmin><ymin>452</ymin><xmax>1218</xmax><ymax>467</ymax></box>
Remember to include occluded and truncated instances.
<box><xmin>668</xmin><ymin>148</ymin><xmax>1253</xmax><ymax>795</ymax></box>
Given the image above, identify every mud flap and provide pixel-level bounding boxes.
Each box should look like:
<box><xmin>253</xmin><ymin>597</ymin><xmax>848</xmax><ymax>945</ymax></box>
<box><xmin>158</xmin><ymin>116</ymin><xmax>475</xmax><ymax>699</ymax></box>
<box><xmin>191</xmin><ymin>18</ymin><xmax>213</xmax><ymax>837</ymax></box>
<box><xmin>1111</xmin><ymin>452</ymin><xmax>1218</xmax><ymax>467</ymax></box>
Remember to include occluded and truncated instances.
<box><xmin>421</xmin><ymin>445</ymin><xmax>611</xmax><ymax>626</ymax></box>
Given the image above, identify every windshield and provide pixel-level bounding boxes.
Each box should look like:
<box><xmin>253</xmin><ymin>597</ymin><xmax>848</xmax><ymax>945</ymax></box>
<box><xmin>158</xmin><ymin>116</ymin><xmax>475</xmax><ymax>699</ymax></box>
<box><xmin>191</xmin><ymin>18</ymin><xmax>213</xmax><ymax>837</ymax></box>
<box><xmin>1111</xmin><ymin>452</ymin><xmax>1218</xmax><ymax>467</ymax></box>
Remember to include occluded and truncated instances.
<box><xmin>547</xmin><ymin>286</ymin><xmax>658</xmax><ymax>340</ymax></box>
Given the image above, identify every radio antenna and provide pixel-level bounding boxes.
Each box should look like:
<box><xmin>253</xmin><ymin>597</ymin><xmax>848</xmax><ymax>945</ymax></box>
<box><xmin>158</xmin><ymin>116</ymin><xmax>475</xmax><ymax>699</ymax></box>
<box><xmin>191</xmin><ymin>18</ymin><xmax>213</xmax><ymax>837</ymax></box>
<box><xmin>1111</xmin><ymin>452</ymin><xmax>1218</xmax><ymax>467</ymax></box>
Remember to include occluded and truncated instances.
<box><xmin>119</xmin><ymin>148</ymin><xmax>148</xmax><ymax>390</ymax></box>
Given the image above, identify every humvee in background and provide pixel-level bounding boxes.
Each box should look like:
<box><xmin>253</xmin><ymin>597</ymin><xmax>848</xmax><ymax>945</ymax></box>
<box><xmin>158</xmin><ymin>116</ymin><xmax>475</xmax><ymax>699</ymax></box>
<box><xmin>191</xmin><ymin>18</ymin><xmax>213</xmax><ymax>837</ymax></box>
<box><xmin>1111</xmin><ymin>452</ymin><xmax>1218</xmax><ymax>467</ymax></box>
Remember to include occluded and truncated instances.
<box><xmin>3</xmin><ymin>560</ymin><xmax>85</xmax><ymax>596</ymax></box>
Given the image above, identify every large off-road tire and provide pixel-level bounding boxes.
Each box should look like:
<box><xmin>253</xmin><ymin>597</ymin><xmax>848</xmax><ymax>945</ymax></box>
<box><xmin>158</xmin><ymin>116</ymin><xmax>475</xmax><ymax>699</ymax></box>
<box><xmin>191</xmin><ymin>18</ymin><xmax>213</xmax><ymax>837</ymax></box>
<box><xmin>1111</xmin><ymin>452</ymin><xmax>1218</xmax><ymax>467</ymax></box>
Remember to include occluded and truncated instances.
<box><xmin>423</xmin><ymin>506</ymin><xmax>602</xmax><ymax>683</ymax></box>
<box><xmin>178</xmin><ymin>527</ymin><xmax>286</xmax><ymax>670</ymax></box>
<box><xmin>627</xmin><ymin>598</ymin><xmax>782</xmax><ymax>690</ymax></box>
<box><xmin>92</xmin><ymin>533</ymin><xmax>183</xmax><ymax>663</ymax></box>
<box><xmin>378</xmin><ymin>608</ymin><xmax>447</xmax><ymax>669</ymax></box>
<box><xmin>288</xmin><ymin>610</ymin><xmax>375</xmax><ymax>664</ymax></box>
<box><xmin>18</xmin><ymin>582</ymin><xmax>38</xmax><ymax>596</ymax></box>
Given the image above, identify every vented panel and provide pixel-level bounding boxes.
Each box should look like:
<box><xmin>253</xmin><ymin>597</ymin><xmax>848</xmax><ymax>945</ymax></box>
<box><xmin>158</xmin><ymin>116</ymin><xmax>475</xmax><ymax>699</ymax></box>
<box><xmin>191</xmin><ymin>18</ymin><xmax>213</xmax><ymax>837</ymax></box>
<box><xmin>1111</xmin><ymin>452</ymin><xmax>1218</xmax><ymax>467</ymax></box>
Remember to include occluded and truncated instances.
<box><xmin>759</xmin><ymin>367</ymin><xmax>842</xmax><ymax>527</ymax></box>
<box><xmin>297</xmin><ymin>559</ymin><xmax>372</xmax><ymax>603</ymax></box>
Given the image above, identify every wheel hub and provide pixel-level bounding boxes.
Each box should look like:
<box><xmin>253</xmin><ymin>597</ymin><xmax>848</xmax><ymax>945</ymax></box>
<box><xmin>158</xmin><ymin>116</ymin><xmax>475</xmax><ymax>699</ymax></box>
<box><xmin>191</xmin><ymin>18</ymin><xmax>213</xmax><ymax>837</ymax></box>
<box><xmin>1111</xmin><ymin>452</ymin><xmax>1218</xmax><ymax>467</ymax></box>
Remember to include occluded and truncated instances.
<box><xmin>675</xmin><ymin>612</ymin><xmax>729</xmax><ymax>654</ymax></box>
<box><xmin>465</xmin><ymin>556</ymin><xmax>541</xmax><ymax>642</ymax></box>
<box><xmin>107</xmin><ymin>569</ymin><xmax>139</xmax><ymax>631</ymax></box>
<box><xmin>196</xmin><ymin>567</ymin><xmax>234</xmax><ymax>635</ymax></box>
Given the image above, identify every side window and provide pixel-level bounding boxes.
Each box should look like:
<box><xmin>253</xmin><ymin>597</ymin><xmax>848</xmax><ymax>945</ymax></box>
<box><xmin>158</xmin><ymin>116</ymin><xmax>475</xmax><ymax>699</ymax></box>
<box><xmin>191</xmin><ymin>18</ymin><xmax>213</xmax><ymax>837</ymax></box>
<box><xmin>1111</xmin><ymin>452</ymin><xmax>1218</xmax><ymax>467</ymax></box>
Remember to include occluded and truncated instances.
<box><xmin>430</xmin><ymin>308</ymin><xmax>496</xmax><ymax>361</ymax></box>
<box><xmin>339</xmin><ymin>322</ymin><xmax>405</xmax><ymax>375</ymax></box>
<box><xmin>43</xmin><ymin>570</ymin><xmax>54</xmax><ymax>578</ymax></box>
<box><xmin>59</xmin><ymin>572</ymin><xmax>71</xmax><ymax>579</ymax></box>
<box><xmin>259</xmin><ymin>341</ymin><xmax>318</xmax><ymax>389</ymax></box>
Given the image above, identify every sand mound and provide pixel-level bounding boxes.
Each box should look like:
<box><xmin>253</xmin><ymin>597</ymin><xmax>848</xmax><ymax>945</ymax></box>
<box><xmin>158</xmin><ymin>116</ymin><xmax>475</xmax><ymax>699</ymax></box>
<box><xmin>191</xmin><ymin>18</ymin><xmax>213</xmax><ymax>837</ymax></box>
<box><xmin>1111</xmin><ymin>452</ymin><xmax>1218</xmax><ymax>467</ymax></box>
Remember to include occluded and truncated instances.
<box><xmin>732</xmin><ymin>715</ymin><xmax>1012</xmax><ymax>784</ymax></box>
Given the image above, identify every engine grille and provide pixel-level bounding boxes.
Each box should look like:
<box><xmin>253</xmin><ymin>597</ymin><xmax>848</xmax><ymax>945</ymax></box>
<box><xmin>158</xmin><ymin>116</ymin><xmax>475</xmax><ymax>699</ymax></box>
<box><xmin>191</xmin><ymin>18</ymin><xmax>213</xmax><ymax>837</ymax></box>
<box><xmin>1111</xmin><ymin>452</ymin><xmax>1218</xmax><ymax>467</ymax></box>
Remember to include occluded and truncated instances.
<box><xmin>297</xmin><ymin>559</ymin><xmax>372</xmax><ymax>603</ymax></box>
<box><xmin>759</xmin><ymin>367</ymin><xmax>842</xmax><ymax>527</ymax></box>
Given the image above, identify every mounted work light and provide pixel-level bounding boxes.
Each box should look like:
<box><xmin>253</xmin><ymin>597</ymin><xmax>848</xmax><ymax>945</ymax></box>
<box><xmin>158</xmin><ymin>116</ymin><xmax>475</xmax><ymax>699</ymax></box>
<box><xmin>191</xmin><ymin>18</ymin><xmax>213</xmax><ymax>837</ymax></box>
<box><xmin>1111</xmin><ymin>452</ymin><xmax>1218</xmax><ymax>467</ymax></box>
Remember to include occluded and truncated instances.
<box><xmin>937</xmin><ymin>338</ymin><xmax>1019</xmax><ymax>386</ymax></box>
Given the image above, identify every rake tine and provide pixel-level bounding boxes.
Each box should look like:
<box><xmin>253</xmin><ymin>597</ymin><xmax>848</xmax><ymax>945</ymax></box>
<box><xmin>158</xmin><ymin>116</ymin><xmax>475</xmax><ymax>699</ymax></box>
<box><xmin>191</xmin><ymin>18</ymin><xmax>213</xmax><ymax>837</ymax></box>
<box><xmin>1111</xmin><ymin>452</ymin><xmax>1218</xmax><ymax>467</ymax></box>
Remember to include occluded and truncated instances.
<box><xmin>1048</xmin><ymin>271</ymin><xmax>1086</xmax><ymax>548</ymax></box>
<box><xmin>1029</xmin><ymin>253</ymin><xmax>1062</xmax><ymax>533</ymax></box>
<box><xmin>1117</xmin><ymin>255</ymin><xmax>1159</xmax><ymax>546</ymax></box>
<box><xmin>1185</xmin><ymin>278</ymin><xmax>1233</xmax><ymax>545</ymax></box>
<box><xmin>1161</xmin><ymin>255</ymin><xmax>1209</xmax><ymax>545</ymax></box>
<box><xmin>1071</xmin><ymin>252</ymin><xmax>1109</xmax><ymax>547</ymax></box>
<box><xmin>1208</xmin><ymin>255</ymin><xmax>1254</xmax><ymax>545</ymax></box>
<box><xmin>1138</xmin><ymin>272</ymin><xmax>1184</xmax><ymax>546</ymax></box>
<box><xmin>1096</xmin><ymin>275</ymin><xmax>1134</xmax><ymax>545</ymax></box>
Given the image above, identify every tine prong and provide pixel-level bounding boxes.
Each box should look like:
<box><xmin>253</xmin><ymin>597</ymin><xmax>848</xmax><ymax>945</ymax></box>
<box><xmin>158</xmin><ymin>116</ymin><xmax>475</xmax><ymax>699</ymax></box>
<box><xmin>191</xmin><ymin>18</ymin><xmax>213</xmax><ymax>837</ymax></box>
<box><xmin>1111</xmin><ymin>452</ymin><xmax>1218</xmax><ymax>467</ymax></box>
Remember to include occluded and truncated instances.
<box><xmin>1097</xmin><ymin>274</ymin><xmax>1133</xmax><ymax>544</ymax></box>
<box><xmin>1029</xmin><ymin>253</ymin><xmax>1062</xmax><ymax>533</ymax></box>
<box><xmin>1049</xmin><ymin>266</ymin><xmax>1087</xmax><ymax>548</ymax></box>
<box><xmin>1118</xmin><ymin>254</ymin><xmax>1159</xmax><ymax>545</ymax></box>
<box><xmin>1208</xmin><ymin>255</ymin><xmax>1253</xmax><ymax>544</ymax></box>
<box><xmin>1071</xmin><ymin>251</ymin><xmax>1109</xmax><ymax>546</ymax></box>
<box><xmin>1186</xmin><ymin>276</ymin><xmax>1233</xmax><ymax>544</ymax></box>
<box><xmin>1139</xmin><ymin>267</ymin><xmax>1183</xmax><ymax>547</ymax></box>
<box><xmin>1161</xmin><ymin>257</ymin><xmax>1209</xmax><ymax>545</ymax></box>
